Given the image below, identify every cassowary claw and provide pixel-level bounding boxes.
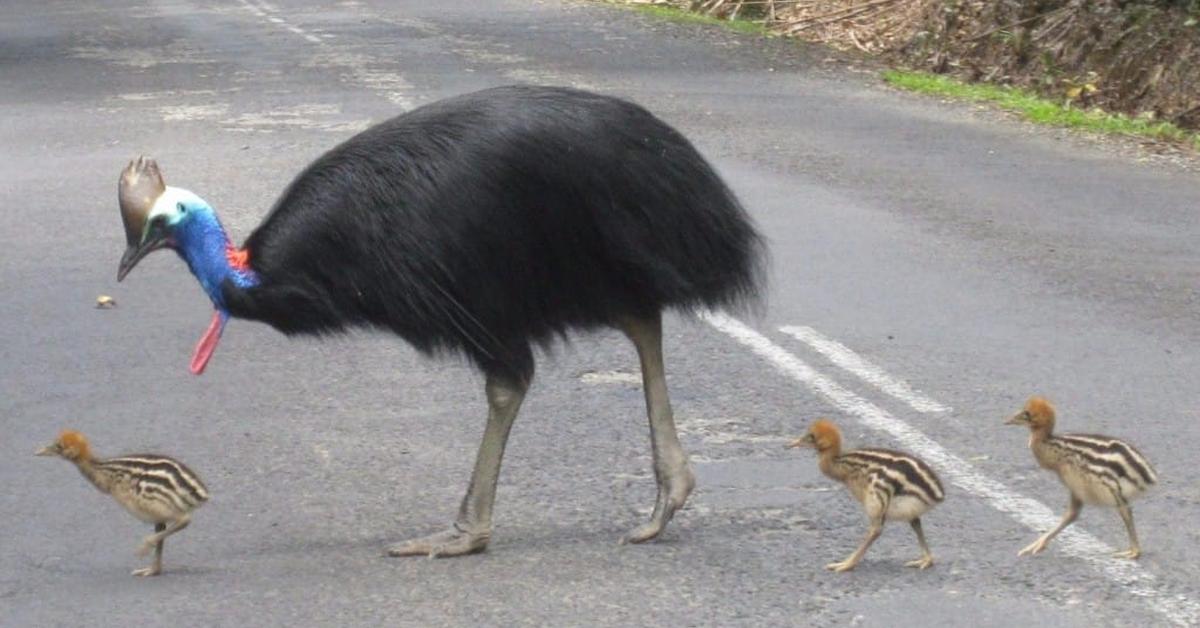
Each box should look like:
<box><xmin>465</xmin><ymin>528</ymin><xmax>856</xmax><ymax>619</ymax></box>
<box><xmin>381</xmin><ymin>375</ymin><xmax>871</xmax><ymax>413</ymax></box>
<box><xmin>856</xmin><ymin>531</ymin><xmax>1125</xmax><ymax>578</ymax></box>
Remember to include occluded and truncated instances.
<box><xmin>386</xmin><ymin>525</ymin><xmax>490</xmax><ymax>558</ymax></box>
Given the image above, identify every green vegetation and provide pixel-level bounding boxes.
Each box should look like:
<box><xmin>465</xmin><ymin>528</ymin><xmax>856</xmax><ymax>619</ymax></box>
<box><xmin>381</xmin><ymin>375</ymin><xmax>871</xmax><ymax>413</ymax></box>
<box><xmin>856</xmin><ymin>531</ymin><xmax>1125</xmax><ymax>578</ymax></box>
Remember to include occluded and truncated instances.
<box><xmin>883</xmin><ymin>70</ymin><xmax>1200</xmax><ymax>150</ymax></box>
<box><xmin>628</xmin><ymin>3</ymin><xmax>771</xmax><ymax>36</ymax></box>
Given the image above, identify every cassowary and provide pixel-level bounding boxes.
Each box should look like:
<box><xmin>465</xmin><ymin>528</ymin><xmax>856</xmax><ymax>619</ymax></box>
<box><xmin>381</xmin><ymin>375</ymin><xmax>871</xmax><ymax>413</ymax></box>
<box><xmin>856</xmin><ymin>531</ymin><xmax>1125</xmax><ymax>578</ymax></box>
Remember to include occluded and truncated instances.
<box><xmin>116</xmin><ymin>85</ymin><xmax>764</xmax><ymax>557</ymax></box>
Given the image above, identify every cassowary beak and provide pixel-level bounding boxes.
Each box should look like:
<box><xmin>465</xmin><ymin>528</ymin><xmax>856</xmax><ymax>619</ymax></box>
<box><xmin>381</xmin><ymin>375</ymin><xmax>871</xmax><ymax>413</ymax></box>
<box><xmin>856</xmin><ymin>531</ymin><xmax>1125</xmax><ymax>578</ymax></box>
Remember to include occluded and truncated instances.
<box><xmin>118</xmin><ymin>219</ymin><xmax>170</xmax><ymax>282</ymax></box>
<box><xmin>117</xmin><ymin>156</ymin><xmax>168</xmax><ymax>282</ymax></box>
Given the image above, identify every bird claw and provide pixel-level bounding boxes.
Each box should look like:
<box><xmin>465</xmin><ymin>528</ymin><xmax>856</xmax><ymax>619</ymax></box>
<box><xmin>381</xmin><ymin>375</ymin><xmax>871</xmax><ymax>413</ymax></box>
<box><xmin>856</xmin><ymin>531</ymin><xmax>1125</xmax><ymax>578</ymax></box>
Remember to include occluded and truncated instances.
<box><xmin>131</xmin><ymin>566</ymin><xmax>161</xmax><ymax>577</ymax></box>
<box><xmin>825</xmin><ymin>559</ymin><xmax>857</xmax><ymax>573</ymax></box>
<box><xmin>619</xmin><ymin>469</ymin><xmax>694</xmax><ymax>546</ymax></box>
<box><xmin>619</xmin><ymin>521</ymin><xmax>665</xmax><ymax>545</ymax></box>
<box><xmin>905</xmin><ymin>555</ymin><xmax>934</xmax><ymax>570</ymax></box>
<box><xmin>1018</xmin><ymin>539</ymin><xmax>1047</xmax><ymax>557</ymax></box>
<box><xmin>1113</xmin><ymin>548</ymin><xmax>1141</xmax><ymax>560</ymax></box>
<box><xmin>386</xmin><ymin>526</ymin><xmax>489</xmax><ymax>558</ymax></box>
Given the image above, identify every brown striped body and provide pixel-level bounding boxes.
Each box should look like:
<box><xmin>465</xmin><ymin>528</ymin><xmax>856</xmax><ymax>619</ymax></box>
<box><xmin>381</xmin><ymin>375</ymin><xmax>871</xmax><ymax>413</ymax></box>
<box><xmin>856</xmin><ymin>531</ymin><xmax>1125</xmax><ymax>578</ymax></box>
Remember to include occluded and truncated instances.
<box><xmin>823</xmin><ymin>448</ymin><xmax>945</xmax><ymax>523</ymax></box>
<box><xmin>37</xmin><ymin>430</ymin><xmax>207</xmax><ymax>576</ymax></box>
<box><xmin>1007</xmin><ymin>397</ymin><xmax>1155</xmax><ymax>559</ymax></box>
<box><xmin>1031</xmin><ymin>433</ymin><xmax>1156</xmax><ymax>507</ymax></box>
<box><xmin>82</xmin><ymin>455</ymin><xmax>209</xmax><ymax>523</ymax></box>
<box><xmin>789</xmin><ymin>419</ymin><xmax>943</xmax><ymax>572</ymax></box>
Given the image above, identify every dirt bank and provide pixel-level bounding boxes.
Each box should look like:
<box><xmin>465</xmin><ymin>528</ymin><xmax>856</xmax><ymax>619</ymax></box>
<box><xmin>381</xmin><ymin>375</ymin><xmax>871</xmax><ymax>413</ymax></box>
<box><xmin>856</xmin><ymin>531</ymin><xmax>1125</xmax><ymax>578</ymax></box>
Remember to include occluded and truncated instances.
<box><xmin>653</xmin><ymin>1</ymin><xmax>1200</xmax><ymax>129</ymax></box>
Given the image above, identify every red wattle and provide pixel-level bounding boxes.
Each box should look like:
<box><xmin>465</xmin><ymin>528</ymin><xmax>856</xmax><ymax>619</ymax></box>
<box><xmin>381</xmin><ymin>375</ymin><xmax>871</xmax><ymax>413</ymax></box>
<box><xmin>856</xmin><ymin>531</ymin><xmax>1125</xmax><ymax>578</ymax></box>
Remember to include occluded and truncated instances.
<box><xmin>190</xmin><ymin>311</ymin><xmax>226</xmax><ymax>375</ymax></box>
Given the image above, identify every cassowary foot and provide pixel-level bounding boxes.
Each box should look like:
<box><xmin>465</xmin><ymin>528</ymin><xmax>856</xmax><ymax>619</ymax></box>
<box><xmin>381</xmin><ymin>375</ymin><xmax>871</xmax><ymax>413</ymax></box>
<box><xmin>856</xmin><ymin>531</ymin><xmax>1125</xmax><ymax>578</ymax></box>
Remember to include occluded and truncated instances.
<box><xmin>620</xmin><ymin>465</ymin><xmax>695</xmax><ymax>545</ymax></box>
<box><xmin>387</xmin><ymin>525</ymin><xmax>489</xmax><ymax>558</ymax></box>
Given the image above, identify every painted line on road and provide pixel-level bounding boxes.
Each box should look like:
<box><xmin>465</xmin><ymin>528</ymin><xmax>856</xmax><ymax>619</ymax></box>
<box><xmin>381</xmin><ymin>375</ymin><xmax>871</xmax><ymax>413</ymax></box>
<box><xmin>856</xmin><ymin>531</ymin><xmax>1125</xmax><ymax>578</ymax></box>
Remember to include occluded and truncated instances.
<box><xmin>779</xmin><ymin>325</ymin><xmax>950</xmax><ymax>414</ymax></box>
<box><xmin>235</xmin><ymin>0</ymin><xmax>411</xmax><ymax>106</ymax></box>
<box><xmin>703</xmin><ymin>312</ymin><xmax>1198</xmax><ymax>627</ymax></box>
<box><xmin>238</xmin><ymin>0</ymin><xmax>324</xmax><ymax>44</ymax></box>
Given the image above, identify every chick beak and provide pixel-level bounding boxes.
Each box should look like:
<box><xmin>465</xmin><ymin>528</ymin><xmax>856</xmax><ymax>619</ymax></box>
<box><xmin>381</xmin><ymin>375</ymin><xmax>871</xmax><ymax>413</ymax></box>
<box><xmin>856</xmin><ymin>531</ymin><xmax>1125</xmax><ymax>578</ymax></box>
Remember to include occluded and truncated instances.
<box><xmin>1004</xmin><ymin>413</ymin><xmax>1024</xmax><ymax>426</ymax></box>
<box><xmin>35</xmin><ymin>445</ymin><xmax>56</xmax><ymax>457</ymax></box>
<box><xmin>785</xmin><ymin>438</ymin><xmax>807</xmax><ymax>449</ymax></box>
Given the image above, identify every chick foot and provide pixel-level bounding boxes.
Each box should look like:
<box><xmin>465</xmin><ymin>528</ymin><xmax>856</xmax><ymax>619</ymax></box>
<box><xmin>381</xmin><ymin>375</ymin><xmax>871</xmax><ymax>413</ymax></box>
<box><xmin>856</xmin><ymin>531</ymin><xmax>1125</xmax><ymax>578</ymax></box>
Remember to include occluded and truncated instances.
<box><xmin>825</xmin><ymin>559</ymin><xmax>859</xmax><ymax>573</ymax></box>
<box><xmin>1113</xmin><ymin>547</ymin><xmax>1141</xmax><ymax>560</ymax></box>
<box><xmin>905</xmin><ymin>555</ymin><xmax>934</xmax><ymax>570</ymax></box>
<box><xmin>1018</xmin><ymin>537</ymin><xmax>1049</xmax><ymax>557</ymax></box>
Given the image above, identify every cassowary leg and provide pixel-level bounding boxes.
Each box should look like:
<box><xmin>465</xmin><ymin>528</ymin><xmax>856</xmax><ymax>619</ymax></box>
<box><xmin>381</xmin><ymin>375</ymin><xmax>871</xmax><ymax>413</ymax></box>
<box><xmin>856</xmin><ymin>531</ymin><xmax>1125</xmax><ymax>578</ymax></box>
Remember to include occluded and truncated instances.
<box><xmin>620</xmin><ymin>313</ymin><xmax>695</xmax><ymax>545</ymax></box>
<box><xmin>388</xmin><ymin>373</ymin><xmax>529</xmax><ymax>558</ymax></box>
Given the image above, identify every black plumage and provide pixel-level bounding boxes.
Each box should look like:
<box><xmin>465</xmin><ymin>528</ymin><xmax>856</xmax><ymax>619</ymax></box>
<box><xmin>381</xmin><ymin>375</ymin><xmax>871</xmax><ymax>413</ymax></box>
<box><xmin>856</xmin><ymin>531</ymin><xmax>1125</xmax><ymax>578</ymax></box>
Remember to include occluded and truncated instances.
<box><xmin>222</xmin><ymin>85</ymin><xmax>764</xmax><ymax>380</ymax></box>
<box><xmin>119</xmin><ymin>85</ymin><xmax>765</xmax><ymax>555</ymax></box>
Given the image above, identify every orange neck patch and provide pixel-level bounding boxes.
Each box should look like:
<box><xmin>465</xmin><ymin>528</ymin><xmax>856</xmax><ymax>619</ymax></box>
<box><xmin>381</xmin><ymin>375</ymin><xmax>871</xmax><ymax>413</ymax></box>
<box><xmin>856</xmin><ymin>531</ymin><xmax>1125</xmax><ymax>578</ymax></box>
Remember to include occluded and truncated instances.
<box><xmin>226</xmin><ymin>245</ymin><xmax>251</xmax><ymax>271</ymax></box>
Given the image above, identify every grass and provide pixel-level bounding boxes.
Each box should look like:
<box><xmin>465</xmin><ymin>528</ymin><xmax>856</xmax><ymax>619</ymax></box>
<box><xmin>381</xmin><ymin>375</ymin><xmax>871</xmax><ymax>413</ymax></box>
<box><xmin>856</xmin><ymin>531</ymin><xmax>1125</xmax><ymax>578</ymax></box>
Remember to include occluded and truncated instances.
<box><xmin>620</xmin><ymin>4</ymin><xmax>1199</xmax><ymax>151</ymax></box>
<box><xmin>884</xmin><ymin>70</ymin><xmax>1200</xmax><ymax>151</ymax></box>
<box><xmin>627</xmin><ymin>3</ymin><xmax>771</xmax><ymax>37</ymax></box>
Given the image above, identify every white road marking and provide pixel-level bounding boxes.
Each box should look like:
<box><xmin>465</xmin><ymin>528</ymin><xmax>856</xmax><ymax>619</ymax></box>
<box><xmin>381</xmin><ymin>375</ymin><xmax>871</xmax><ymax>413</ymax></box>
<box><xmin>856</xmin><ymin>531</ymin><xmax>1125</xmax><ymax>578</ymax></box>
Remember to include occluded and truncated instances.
<box><xmin>238</xmin><ymin>0</ymin><xmax>324</xmax><ymax>45</ymax></box>
<box><xmin>579</xmin><ymin>370</ymin><xmax>642</xmax><ymax>386</ymax></box>
<box><xmin>158</xmin><ymin>103</ymin><xmax>230</xmax><ymax>121</ymax></box>
<box><xmin>779</xmin><ymin>325</ymin><xmax>950</xmax><ymax>414</ymax></box>
<box><xmin>236</xmin><ymin>0</ymin><xmax>413</xmax><ymax>109</ymax></box>
<box><xmin>703</xmin><ymin>312</ymin><xmax>1198</xmax><ymax>627</ymax></box>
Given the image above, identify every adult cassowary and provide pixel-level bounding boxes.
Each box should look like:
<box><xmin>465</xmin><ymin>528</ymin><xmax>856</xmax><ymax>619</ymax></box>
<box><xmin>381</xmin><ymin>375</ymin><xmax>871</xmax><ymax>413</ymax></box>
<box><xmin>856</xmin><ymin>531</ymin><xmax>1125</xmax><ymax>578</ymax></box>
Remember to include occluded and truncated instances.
<box><xmin>116</xmin><ymin>85</ymin><xmax>764</xmax><ymax>557</ymax></box>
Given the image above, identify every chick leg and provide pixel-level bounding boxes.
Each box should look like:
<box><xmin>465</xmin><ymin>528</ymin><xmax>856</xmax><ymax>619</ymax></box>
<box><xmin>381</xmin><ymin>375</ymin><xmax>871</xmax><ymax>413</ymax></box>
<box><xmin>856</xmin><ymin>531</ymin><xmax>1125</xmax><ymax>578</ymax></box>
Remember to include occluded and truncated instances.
<box><xmin>137</xmin><ymin>516</ymin><xmax>190</xmax><ymax>556</ymax></box>
<box><xmin>1112</xmin><ymin>502</ymin><xmax>1141</xmax><ymax>559</ymax></box>
<box><xmin>132</xmin><ymin>523</ymin><xmax>167</xmax><ymax>577</ymax></box>
<box><xmin>619</xmin><ymin>313</ymin><xmax>695</xmax><ymax>545</ymax></box>
<box><xmin>1020</xmin><ymin>495</ymin><xmax>1081</xmax><ymax>556</ymax></box>
<box><xmin>828</xmin><ymin>520</ymin><xmax>883</xmax><ymax>573</ymax></box>
<box><xmin>388</xmin><ymin>373</ymin><xmax>529</xmax><ymax>558</ymax></box>
<box><xmin>904</xmin><ymin>517</ymin><xmax>934</xmax><ymax>569</ymax></box>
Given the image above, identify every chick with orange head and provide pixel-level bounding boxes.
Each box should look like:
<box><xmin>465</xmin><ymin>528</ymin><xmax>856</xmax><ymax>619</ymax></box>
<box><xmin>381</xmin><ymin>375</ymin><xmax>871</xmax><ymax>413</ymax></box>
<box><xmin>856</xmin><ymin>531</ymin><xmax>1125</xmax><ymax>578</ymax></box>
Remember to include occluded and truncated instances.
<box><xmin>37</xmin><ymin>430</ymin><xmax>208</xmax><ymax>576</ymax></box>
<box><xmin>1006</xmin><ymin>396</ymin><xmax>1156</xmax><ymax>559</ymax></box>
<box><xmin>788</xmin><ymin>419</ymin><xmax>945</xmax><ymax>572</ymax></box>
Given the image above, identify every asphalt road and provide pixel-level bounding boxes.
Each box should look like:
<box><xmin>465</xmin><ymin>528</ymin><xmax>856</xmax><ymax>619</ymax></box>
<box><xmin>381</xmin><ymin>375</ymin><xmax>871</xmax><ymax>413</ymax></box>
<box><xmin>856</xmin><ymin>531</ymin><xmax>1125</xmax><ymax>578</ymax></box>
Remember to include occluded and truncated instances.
<box><xmin>3</xmin><ymin>1</ymin><xmax>1200</xmax><ymax>626</ymax></box>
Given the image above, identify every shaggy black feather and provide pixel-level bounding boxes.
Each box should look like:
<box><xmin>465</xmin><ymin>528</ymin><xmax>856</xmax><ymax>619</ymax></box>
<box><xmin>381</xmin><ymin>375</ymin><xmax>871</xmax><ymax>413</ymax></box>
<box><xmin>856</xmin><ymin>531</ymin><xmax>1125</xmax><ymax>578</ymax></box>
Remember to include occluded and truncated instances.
<box><xmin>222</xmin><ymin>85</ymin><xmax>765</xmax><ymax>380</ymax></box>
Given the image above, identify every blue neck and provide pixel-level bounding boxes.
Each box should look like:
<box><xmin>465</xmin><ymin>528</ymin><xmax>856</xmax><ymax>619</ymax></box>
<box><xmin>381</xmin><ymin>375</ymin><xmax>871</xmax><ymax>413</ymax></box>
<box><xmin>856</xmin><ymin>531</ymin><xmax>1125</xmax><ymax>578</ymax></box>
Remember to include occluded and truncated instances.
<box><xmin>172</xmin><ymin>212</ymin><xmax>258</xmax><ymax>309</ymax></box>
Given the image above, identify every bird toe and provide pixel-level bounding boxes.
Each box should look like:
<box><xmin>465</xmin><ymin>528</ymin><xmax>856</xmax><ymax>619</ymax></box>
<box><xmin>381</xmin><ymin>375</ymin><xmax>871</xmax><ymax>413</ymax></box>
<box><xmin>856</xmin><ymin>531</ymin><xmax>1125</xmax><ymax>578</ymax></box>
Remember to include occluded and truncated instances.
<box><xmin>825</xmin><ymin>560</ymin><xmax>856</xmax><ymax>573</ymax></box>
<box><xmin>905</xmin><ymin>556</ymin><xmax>934</xmax><ymax>570</ymax></box>
<box><xmin>387</xmin><ymin>526</ymin><xmax>489</xmax><ymax>558</ymax></box>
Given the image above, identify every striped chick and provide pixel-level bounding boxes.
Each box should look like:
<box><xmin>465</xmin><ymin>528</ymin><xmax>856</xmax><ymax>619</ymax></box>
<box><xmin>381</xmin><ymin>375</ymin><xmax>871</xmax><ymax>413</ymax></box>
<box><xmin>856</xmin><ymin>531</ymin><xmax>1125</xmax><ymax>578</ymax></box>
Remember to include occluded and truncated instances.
<box><xmin>37</xmin><ymin>430</ymin><xmax>208</xmax><ymax>576</ymax></box>
<box><xmin>788</xmin><ymin>419</ymin><xmax>945</xmax><ymax>572</ymax></box>
<box><xmin>1007</xmin><ymin>397</ymin><xmax>1156</xmax><ymax>559</ymax></box>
